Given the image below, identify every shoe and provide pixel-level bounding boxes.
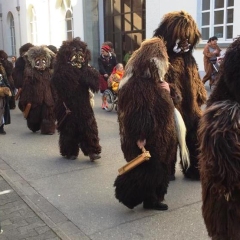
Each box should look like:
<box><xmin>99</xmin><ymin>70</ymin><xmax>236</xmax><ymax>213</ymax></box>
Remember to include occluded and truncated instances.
<box><xmin>0</xmin><ymin>130</ymin><xmax>6</xmax><ymax>135</ymax></box>
<box><xmin>66</xmin><ymin>155</ymin><xmax>77</xmax><ymax>160</ymax></box>
<box><xmin>143</xmin><ymin>201</ymin><xmax>168</xmax><ymax>211</ymax></box>
<box><xmin>104</xmin><ymin>106</ymin><xmax>108</xmax><ymax>110</ymax></box>
<box><xmin>0</xmin><ymin>124</ymin><xmax>6</xmax><ymax>135</ymax></box>
<box><xmin>101</xmin><ymin>103</ymin><xmax>106</xmax><ymax>109</ymax></box>
<box><xmin>89</xmin><ymin>153</ymin><xmax>101</xmax><ymax>162</ymax></box>
<box><xmin>41</xmin><ymin>132</ymin><xmax>54</xmax><ymax>135</ymax></box>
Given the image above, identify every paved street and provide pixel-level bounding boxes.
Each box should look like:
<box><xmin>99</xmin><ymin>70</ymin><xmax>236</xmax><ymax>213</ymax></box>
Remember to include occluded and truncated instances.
<box><xmin>0</xmin><ymin>82</ymin><xmax>211</xmax><ymax>240</ymax></box>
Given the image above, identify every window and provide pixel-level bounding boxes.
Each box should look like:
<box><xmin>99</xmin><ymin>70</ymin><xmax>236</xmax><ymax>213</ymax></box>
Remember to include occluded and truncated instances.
<box><xmin>104</xmin><ymin>0</ymin><xmax>145</xmax><ymax>61</ymax></box>
<box><xmin>30</xmin><ymin>7</ymin><xmax>37</xmax><ymax>44</ymax></box>
<box><xmin>9</xmin><ymin>13</ymin><xmax>16</xmax><ymax>56</ymax></box>
<box><xmin>65</xmin><ymin>10</ymin><xmax>73</xmax><ymax>40</ymax></box>
<box><xmin>201</xmin><ymin>0</ymin><xmax>234</xmax><ymax>41</ymax></box>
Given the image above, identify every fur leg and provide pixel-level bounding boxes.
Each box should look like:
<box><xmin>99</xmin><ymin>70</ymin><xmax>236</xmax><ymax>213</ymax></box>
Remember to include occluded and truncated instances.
<box><xmin>78</xmin><ymin>117</ymin><xmax>101</xmax><ymax>157</ymax></box>
<box><xmin>59</xmin><ymin>130</ymin><xmax>79</xmax><ymax>158</ymax></box>
<box><xmin>182</xmin><ymin>128</ymin><xmax>200</xmax><ymax>180</ymax></box>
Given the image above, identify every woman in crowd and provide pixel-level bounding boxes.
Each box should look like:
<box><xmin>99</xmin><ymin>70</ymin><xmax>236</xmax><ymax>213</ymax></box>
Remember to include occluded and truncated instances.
<box><xmin>202</xmin><ymin>36</ymin><xmax>221</xmax><ymax>87</ymax></box>
<box><xmin>98</xmin><ymin>44</ymin><xmax>117</xmax><ymax>109</ymax></box>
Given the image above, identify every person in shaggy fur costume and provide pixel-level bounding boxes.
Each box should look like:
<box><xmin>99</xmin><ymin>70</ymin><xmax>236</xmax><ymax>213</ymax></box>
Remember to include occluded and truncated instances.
<box><xmin>51</xmin><ymin>37</ymin><xmax>101</xmax><ymax>161</ymax></box>
<box><xmin>19</xmin><ymin>46</ymin><xmax>56</xmax><ymax>134</ymax></box>
<box><xmin>114</xmin><ymin>37</ymin><xmax>189</xmax><ymax>211</ymax></box>
<box><xmin>12</xmin><ymin>43</ymin><xmax>34</xmax><ymax>105</ymax></box>
<box><xmin>153</xmin><ymin>10</ymin><xmax>207</xmax><ymax>180</ymax></box>
<box><xmin>198</xmin><ymin>37</ymin><xmax>240</xmax><ymax>240</ymax></box>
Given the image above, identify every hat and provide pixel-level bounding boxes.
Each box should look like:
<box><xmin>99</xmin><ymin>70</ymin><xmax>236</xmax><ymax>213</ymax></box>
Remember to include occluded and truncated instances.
<box><xmin>101</xmin><ymin>45</ymin><xmax>111</xmax><ymax>52</ymax></box>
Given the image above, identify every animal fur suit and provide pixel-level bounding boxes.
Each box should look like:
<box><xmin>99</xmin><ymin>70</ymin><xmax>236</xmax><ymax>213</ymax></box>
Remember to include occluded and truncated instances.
<box><xmin>51</xmin><ymin>38</ymin><xmax>101</xmax><ymax>160</ymax></box>
<box><xmin>114</xmin><ymin>37</ymin><xmax>178</xmax><ymax>210</ymax></box>
<box><xmin>153</xmin><ymin>11</ymin><xmax>207</xmax><ymax>180</ymax></box>
<box><xmin>19</xmin><ymin>46</ymin><xmax>56</xmax><ymax>134</ymax></box>
<box><xmin>198</xmin><ymin>37</ymin><xmax>240</xmax><ymax>240</ymax></box>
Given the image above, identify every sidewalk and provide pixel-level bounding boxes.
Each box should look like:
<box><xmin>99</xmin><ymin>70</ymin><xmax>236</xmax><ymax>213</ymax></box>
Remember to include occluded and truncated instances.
<box><xmin>0</xmin><ymin>175</ymin><xmax>60</xmax><ymax>240</ymax></box>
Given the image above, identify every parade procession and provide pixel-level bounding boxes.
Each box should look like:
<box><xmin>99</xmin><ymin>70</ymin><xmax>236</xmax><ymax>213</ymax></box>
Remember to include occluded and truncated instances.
<box><xmin>0</xmin><ymin>0</ymin><xmax>239</xmax><ymax>239</ymax></box>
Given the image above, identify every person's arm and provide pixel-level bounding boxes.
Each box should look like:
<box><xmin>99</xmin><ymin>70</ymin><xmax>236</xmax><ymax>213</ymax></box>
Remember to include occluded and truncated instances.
<box><xmin>158</xmin><ymin>81</ymin><xmax>170</xmax><ymax>92</ymax></box>
<box><xmin>98</xmin><ymin>57</ymin><xmax>107</xmax><ymax>76</ymax></box>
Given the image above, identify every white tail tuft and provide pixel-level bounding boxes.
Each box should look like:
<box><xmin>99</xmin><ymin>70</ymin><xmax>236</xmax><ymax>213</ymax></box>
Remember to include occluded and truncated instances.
<box><xmin>173</xmin><ymin>108</ymin><xmax>190</xmax><ymax>171</ymax></box>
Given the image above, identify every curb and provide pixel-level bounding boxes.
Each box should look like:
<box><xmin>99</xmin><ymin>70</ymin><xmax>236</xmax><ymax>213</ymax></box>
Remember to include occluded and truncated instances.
<box><xmin>0</xmin><ymin>159</ymin><xmax>90</xmax><ymax>240</ymax></box>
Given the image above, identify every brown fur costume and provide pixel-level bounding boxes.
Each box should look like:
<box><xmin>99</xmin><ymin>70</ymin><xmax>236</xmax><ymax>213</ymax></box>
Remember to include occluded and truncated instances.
<box><xmin>13</xmin><ymin>43</ymin><xmax>34</xmax><ymax>89</ymax></box>
<box><xmin>153</xmin><ymin>11</ymin><xmax>207</xmax><ymax>180</ymax></box>
<box><xmin>19</xmin><ymin>46</ymin><xmax>56</xmax><ymax>134</ymax></box>
<box><xmin>114</xmin><ymin>37</ymin><xmax>179</xmax><ymax>210</ymax></box>
<box><xmin>198</xmin><ymin>37</ymin><xmax>240</xmax><ymax>240</ymax></box>
<box><xmin>51</xmin><ymin>38</ymin><xmax>101</xmax><ymax>160</ymax></box>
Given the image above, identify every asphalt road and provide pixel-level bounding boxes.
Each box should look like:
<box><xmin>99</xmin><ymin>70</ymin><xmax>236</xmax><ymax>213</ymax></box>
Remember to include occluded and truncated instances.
<box><xmin>0</xmin><ymin>85</ymin><xmax>211</xmax><ymax>240</ymax></box>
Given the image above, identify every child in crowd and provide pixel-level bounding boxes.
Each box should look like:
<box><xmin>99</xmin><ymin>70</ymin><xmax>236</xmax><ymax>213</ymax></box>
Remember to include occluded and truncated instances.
<box><xmin>108</xmin><ymin>63</ymin><xmax>124</xmax><ymax>93</ymax></box>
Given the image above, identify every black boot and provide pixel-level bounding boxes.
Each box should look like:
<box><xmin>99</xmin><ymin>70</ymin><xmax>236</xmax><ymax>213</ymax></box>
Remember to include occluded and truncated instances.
<box><xmin>89</xmin><ymin>153</ymin><xmax>101</xmax><ymax>162</ymax></box>
<box><xmin>0</xmin><ymin>124</ymin><xmax>6</xmax><ymax>135</ymax></box>
<box><xmin>143</xmin><ymin>200</ymin><xmax>168</xmax><ymax>211</ymax></box>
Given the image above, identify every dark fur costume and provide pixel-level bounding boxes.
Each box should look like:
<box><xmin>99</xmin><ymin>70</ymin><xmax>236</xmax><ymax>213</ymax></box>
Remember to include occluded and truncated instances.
<box><xmin>51</xmin><ymin>38</ymin><xmax>101</xmax><ymax>159</ymax></box>
<box><xmin>13</xmin><ymin>43</ymin><xmax>34</xmax><ymax>89</ymax></box>
<box><xmin>114</xmin><ymin>37</ymin><xmax>177</xmax><ymax>209</ymax></box>
<box><xmin>198</xmin><ymin>37</ymin><xmax>240</xmax><ymax>240</ymax></box>
<box><xmin>12</xmin><ymin>43</ymin><xmax>34</xmax><ymax>111</ymax></box>
<box><xmin>153</xmin><ymin>11</ymin><xmax>207</xmax><ymax>180</ymax></box>
<box><xmin>19</xmin><ymin>46</ymin><xmax>56</xmax><ymax>134</ymax></box>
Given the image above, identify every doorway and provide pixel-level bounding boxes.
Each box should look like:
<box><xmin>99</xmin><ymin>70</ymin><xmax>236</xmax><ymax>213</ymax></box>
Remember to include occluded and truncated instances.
<box><xmin>103</xmin><ymin>0</ymin><xmax>146</xmax><ymax>63</ymax></box>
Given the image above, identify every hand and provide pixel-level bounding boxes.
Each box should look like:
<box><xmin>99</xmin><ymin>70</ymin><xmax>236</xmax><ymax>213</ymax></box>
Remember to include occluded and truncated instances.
<box><xmin>159</xmin><ymin>81</ymin><xmax>170</xmax><ymax>93</ymax></box>
<box><xmin>104</xmin><ymin>74</ymin><xmax>108</xmax><ymax>78</ymax></box>
<box><xmin>137</xmin><ymin>139</ymin><xmax>146</xmax><ymax>149</ymax></box>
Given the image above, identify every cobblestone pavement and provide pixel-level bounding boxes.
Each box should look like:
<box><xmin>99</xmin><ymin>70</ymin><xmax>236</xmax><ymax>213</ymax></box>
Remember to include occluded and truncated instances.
<box><xmin>0</xmin><ymin>176</ymin><xmax>61</xmax><ymax>240</ymax></box>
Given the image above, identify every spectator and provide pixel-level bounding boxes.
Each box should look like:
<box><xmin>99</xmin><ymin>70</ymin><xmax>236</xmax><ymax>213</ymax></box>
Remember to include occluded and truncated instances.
<box><xmin>108</xmin><ymin>63</ymin><xmax>124</xmax><ymax>93</ymax></box>
<box><xmin>47</xmin><ymin>45</ymin><xmax>58</xmax><ymax>54</ymax></box>
<box><xmin>11</xmin><ymin>56</ymin><xmax>16</xmax><ymax>67</ymax></box>
<box><xmin>123</xmin><ymin>50</ymin><xmax>132</xmax><ymax>66</ymax></box>
<box><xmin>0</xmin><ymin>50</ymin><xmax>15</xmax><ymax>109</ymax></box>
<box><xmin>202</xmin><ymin>36</ymin><xmax>221</xmax><ymax>86</ymax></box>
<box><xmin>0</xmin><ymin>64</ymin><xmax>12</xmax><ymax>134</ymax></box>
<box><xmin>102</xmin><ymin>41</ymin><xmax>116</xmax><ymax>58</ymax></box>
<box><xmin>98</xmin><ymin>44</ymin><xmax>117</xmax><ymax>109</ymax></box>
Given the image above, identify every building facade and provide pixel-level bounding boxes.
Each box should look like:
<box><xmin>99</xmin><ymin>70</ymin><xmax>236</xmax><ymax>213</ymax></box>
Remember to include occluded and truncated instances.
<box><xmin>0</xmin><ymin>0</ymin><xmax>239</xmax><ymax>70</ymax></box>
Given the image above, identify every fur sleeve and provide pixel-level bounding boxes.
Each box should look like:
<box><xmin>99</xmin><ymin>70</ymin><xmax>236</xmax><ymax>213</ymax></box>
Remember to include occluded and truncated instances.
<box><xmin>19</xmin><ymin>73</ymin><xmax>34</xmax><ymax>110</ymax></box>
<box><xmin>13</xmin><ymin>57</ymin><xmax>26</xmax><ymax>89</ymax></box>
<box><xmin>82</xmin><ymin>66</ymin><xmax>100</xmax><ymax>93</ymax></box>
<box><xmin>198</xmin><ymin>100</ymin><xmax>240</xmax><ymax>192</ymax></box>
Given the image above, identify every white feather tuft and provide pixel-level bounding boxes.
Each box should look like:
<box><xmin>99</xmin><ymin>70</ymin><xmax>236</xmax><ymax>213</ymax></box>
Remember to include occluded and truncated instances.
<box><xmin>173</xmin><ymin>108</ymin><xmax>190</xmax><ymax>171</ymax></box>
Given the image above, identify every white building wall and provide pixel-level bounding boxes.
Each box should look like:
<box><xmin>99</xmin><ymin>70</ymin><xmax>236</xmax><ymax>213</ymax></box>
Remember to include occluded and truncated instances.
<box><xmin>233</xmin><ymin>0</ymin><xmax>240</xmax><ymax>37</ymax></box>
<box><xmin>0</xmin><ymin>0</ymin><xmax>239</xmax><ymax>70</ymax></box>
<box><xmin>0</xmin><ymin>0</ymin><xmax>85</xmax><ymax>57</ymax></box>
<box><xmin>146</xmin><ymin>0</ymin><xmax>198</xmax><ymax>38</ymax></box>
<box><xmin>72</xmin><ymin>0</ymin><xmax>84</xmax><ymax>40</ymax></box>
